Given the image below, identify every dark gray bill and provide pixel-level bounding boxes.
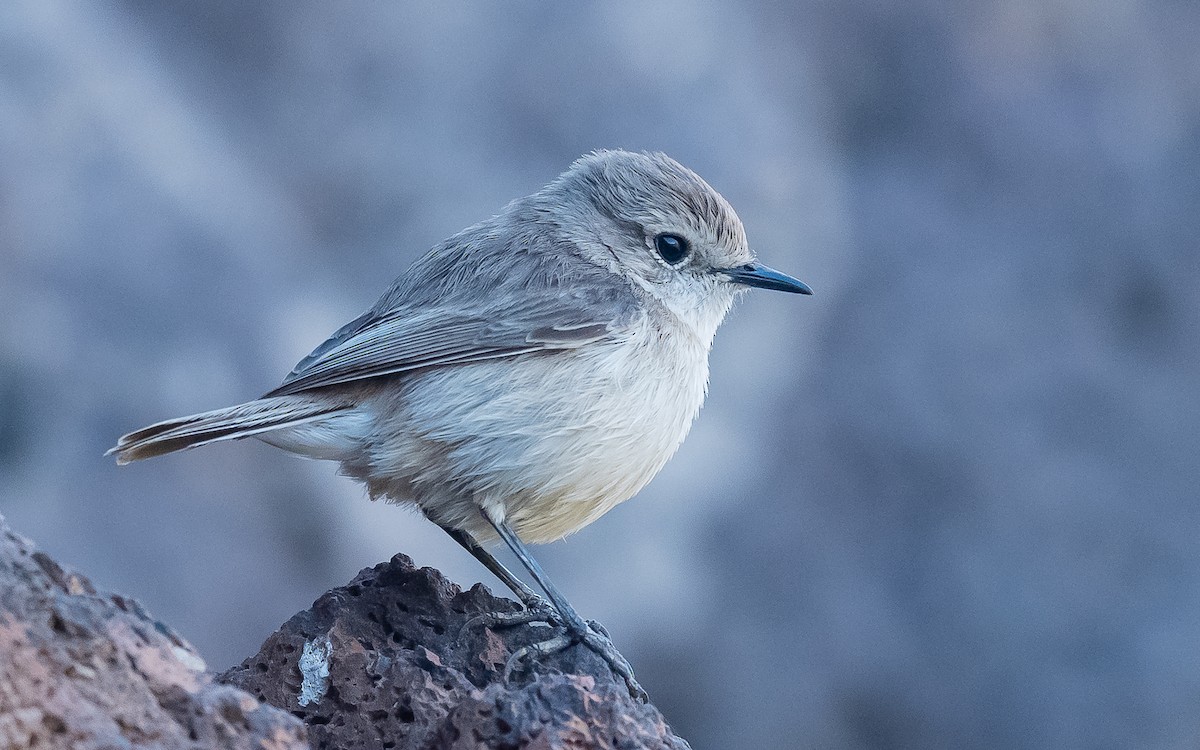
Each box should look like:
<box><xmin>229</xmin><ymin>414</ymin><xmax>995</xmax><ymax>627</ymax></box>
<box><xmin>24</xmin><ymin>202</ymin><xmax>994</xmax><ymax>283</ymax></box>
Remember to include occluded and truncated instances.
<box><xmin>719</xmin><ymin>263</ymin><xmax>813</xmax><ymax>294</ymax></box>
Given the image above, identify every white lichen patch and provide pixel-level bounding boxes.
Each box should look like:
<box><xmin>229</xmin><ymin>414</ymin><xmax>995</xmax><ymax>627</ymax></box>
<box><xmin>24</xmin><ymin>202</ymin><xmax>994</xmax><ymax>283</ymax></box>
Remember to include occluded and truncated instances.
<box><xmin>172</xmin><ymin>646</ymin><xmax>207</xmax><ymax>673</ymax></box>
<box><xmin>297</xmin><ymin>636</ymin><xmax>332</xmax><ymax>707</ymax></box>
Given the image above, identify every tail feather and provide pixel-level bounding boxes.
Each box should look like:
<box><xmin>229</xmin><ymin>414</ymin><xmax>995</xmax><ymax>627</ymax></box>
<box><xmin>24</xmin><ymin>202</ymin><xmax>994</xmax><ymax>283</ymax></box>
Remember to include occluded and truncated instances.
<box><xmin>108</xmin><ymin>396</ymin><xmax>347</xmax><ymax>465</ymax></box>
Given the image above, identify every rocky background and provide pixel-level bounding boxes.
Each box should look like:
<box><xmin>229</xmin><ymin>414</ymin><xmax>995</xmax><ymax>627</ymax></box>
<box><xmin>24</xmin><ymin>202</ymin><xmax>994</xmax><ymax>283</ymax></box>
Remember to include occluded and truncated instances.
<box><xmin>3</xmin><ymin>2</ymin><xmax>1200</xmax><ymax>748</ymax></box>
<box><xmin>0</xmin><ymin>515</ymin><xmax>308</xmax><ymax>749</ymax></box>
<box><xmin>0</xmin><ymin>514</ymin><xmax>685</xmax><ymax>749</ymax></box>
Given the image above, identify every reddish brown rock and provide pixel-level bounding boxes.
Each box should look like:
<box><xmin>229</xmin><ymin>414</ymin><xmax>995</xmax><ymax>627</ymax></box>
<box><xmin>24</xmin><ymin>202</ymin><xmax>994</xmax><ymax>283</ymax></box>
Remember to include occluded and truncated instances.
<box><xmin>220</xmin><ymin>554</ymin><xmax>690</xmax><ymax>750</ymax></box>
<box><xmin>0</xmin><ymin>515</ymin><xmax>307</xmax><ymax>750</ymax></box>
<box><xmin>0</xmin><ymin>511</ymin><xmax>687</xmax><ymax>749</ymax></box>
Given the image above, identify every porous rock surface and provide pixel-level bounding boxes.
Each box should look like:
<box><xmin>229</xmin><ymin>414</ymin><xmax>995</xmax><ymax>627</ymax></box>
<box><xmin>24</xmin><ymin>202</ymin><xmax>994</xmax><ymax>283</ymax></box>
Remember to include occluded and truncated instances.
<box><xmin>220</xmin><ymin>553</ymin><xmax>690</xmax><ymax>750</ymax></box>
<box><xmin>0</xmin><ymin>514</ymin><xmax>307</xmax><ymax>750</ymax></box>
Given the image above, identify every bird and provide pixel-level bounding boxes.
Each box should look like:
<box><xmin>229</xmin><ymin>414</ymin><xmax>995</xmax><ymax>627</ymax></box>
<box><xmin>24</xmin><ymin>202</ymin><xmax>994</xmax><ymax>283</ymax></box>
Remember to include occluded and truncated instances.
<box><xmin>110</xmin><ymin>149</ymin><xmax>811</xmax><ymax>701</ymax></box>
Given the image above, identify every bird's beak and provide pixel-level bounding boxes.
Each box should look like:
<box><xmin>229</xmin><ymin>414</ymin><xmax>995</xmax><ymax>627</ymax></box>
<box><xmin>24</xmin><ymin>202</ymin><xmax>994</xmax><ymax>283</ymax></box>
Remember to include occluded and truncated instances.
<box><xmin>718</xmin><ymin>263</ymin><xmax>813</xmax><ymax>295</ymax></box>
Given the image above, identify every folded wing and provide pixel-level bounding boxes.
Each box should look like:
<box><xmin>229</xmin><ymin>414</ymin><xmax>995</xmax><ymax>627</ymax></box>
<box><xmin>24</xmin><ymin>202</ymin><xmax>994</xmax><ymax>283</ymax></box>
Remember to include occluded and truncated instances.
<box><xmin>265</xmin><ymin>291</ymin><xmax>636</xmax><ymax>398</ymax></box>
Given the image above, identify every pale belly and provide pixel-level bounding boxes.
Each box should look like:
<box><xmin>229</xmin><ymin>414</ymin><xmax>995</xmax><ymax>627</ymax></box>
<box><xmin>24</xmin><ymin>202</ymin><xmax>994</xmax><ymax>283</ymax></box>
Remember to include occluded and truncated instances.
<box><xmin>359</xmin><ymin>327</ymin><xmax>710</xmax><ymax>544</ymax></box>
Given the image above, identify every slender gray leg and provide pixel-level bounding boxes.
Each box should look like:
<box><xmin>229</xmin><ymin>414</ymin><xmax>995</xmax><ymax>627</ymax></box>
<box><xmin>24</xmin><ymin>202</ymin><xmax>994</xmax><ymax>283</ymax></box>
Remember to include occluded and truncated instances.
<box><xmin>439</xmin><ymin>525</ymin><xmax>546</xmax><ymax>609</ymax></box>
<box><xmin>482</xmin><ymin>508</ymin><xmax>647</xmax><ymax>703</ymax></box>
<box><xmin>439</xmin><ymin>524</ymin><xmax>561</xmax><ymax>631</ymax></box>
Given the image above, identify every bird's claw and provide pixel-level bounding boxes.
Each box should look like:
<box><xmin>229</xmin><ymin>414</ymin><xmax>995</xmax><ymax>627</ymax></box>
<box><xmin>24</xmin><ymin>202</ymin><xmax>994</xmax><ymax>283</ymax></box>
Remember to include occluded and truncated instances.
<box><xmin>502</xmin><ymin>633</ymin><xmax>574</xmax><ymax>684</ymax></box>
<box><xmin>459</xmin><ymin>597</ymin><xmax>561</xmax><ymax>640</ymax></box>
<box><xmin>459</xmin><ymin>597</ymin><xmax>646</xmax><ymax>703</ymax></box>
<box><xmin>502</xmin><ymin>619</ymin><xmax>648</xmax><ymax>703</ymax></box>
<box><xmin>577</xmin><ymin>627</ymin><xmax>648</xmax><ymax>703</ymax></box>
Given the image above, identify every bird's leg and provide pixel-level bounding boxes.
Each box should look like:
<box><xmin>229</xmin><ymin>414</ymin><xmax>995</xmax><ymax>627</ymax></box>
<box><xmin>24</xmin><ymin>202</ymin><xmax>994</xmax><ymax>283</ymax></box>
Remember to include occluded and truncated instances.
<box><xmin>440</xmin><ymin>525</ymin><xmax>560</xmax><ymax>630</ymax></box>
<box><xmin>482</xmin><ymin>508</ymin><xmax>648</xmax><ymax>703</ymax></box>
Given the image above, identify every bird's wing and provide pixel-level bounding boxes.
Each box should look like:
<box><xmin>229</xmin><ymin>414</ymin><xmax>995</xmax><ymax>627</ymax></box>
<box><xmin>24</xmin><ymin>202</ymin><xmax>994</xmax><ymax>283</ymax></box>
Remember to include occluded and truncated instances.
<box><xmin>263</xmin><ymin>290</ymin><xmax>635</xmax><ymax>398</ymax></box>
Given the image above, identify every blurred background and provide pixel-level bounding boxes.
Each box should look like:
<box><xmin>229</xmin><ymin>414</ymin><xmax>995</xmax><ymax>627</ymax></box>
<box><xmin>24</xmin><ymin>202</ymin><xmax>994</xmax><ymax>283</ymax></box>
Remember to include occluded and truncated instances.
<box><xmin>2</xmin><ymin>1</ymin><xmax>1199</xmax><ymax>747</ymax></box>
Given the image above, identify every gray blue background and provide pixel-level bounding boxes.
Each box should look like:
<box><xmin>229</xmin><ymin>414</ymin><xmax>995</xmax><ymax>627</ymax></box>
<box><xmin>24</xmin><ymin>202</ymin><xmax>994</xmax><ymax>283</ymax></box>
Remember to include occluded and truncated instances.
<box><xmin>2</xmin><ymin>2</ymin><xmax>1199</xmax><ymax>747</ymax></box>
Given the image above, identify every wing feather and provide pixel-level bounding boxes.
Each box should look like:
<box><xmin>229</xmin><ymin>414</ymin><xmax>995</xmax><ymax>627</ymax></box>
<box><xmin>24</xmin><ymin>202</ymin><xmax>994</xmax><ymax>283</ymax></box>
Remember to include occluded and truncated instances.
<box><xmin>265</xmin><ymin>224</ymin><xmax>645</xmax><ymax>398</ymax></box>
<box><xmin>265</xmin><ymin>296</ymin><xmax>633</xmax><ymax>398</ymax></box>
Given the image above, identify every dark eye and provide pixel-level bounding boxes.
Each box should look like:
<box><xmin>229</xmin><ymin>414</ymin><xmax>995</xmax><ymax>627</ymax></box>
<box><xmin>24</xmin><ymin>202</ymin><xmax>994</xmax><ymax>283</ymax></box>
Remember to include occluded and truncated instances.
<box><xmin>654</xmin><ymin>233</ymin><xmax>691</xmax><ymax>265</ymax></box>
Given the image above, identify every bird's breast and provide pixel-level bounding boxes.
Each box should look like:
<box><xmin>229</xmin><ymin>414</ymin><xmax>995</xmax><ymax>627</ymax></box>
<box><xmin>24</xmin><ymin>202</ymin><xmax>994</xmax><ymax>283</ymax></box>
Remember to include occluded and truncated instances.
<box><xmin>372</xmin><ymin>316</ymin><xmax>711</xmax><ymax>543</ymax></box>
<box><xmin>497</xmin><ymin>318</ymin><xmax>710</xmax><ymax>540</ymax></box>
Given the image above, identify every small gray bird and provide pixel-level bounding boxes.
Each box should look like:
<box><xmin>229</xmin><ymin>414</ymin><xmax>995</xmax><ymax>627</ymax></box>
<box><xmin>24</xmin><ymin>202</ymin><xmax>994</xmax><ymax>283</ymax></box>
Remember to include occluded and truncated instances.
<box><xmin>110</xmin><ymin>150</ymin><xmax>811</xmax><ymax>701</ymax></box>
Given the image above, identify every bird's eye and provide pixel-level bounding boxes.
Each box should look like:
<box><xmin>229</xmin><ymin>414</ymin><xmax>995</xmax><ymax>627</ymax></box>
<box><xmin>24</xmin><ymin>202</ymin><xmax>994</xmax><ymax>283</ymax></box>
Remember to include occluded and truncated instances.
<box><xmin>653</xmin><ymin>233</ymin><xmax>691</xmax><ymax>266</ymax></box>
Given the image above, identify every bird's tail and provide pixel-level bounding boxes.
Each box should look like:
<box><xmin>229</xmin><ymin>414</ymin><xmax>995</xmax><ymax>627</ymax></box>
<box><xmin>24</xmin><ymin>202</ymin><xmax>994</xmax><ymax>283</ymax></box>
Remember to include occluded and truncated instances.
<box><xmin>108</xmin><ymin>395</ymin><xmax>349</xmax><ymax>465</ymax></box>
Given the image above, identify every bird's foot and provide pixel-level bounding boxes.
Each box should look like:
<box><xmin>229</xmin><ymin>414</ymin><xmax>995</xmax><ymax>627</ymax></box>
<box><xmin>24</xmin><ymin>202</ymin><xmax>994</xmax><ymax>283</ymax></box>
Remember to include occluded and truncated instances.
<box><xmin>504</xmin><ymin>618</ymin><xmax>648</xmax><ymax>703</ymax></box>
<box><xmin>459</xmin><ymin>595</ymin><xmax>646</xmax><ymax>702</ymax></box>
<box><xmin>460</xmin><ymin>595</ymin><xmax>561</xmax><ymax>638</ymax></box>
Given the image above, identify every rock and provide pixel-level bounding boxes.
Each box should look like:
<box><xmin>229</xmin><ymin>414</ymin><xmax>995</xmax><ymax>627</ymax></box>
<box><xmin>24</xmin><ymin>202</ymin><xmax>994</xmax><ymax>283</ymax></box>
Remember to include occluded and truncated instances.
<box><xmin>0</xmin><ymin>515</ymin><xmax>308</xmax><ymax>750</ymax></box>
<box><xmin>0</xmin><ymin>511</ymin><xmax>687</xmax><ymax>749</ymax></box>
<box><xmin>220</xmin><ymin>554</ymin><xmax>690</xmax><ymax>750</ymax></box>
